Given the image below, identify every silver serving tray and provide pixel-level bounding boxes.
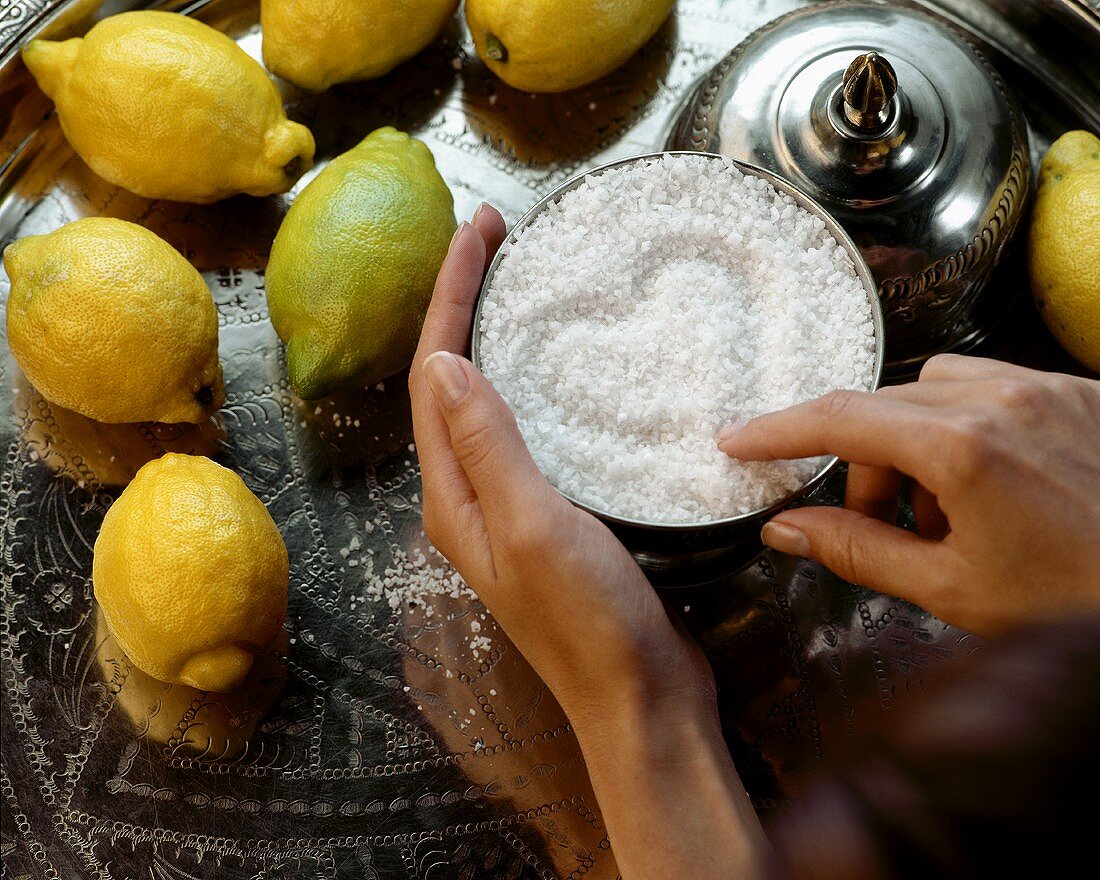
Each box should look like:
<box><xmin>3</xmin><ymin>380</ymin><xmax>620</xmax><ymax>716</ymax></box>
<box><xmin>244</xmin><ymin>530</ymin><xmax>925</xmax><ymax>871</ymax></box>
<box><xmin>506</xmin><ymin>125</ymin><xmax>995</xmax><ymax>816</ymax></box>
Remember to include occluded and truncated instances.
<box><xmin>1</xmin><ymin>2</ymin><xmax>1097</xmax><ymax>878</ymax></box>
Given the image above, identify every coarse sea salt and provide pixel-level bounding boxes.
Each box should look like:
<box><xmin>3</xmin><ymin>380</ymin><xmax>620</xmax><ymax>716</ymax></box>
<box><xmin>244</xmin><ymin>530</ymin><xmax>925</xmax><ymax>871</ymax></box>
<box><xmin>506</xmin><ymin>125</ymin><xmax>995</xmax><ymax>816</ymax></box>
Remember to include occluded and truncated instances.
<box><xmin>360</xmin><ymin>542</ymin><xmax>493</xmax><ymax>660</ymax></box>
<box><xmin>478</xmin><ymin>154</ymin><xmax>876</xmax><ymax>524</ymax></box>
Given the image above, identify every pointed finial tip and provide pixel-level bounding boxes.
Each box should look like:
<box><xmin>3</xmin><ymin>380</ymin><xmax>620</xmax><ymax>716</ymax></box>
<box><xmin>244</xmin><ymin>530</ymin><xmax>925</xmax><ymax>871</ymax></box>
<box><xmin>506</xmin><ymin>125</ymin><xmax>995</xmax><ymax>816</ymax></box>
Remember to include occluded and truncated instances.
<box><xmin>842</xmin><ymin>51</ymin><xmax>899</xmax><ymax>130</ymax></box>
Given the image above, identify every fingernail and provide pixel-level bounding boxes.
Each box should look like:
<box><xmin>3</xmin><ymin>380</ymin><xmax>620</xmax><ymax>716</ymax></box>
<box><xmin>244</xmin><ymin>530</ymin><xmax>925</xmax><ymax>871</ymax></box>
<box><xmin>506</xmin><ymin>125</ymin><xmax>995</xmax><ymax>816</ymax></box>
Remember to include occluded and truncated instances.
<box><xmin>472</xmin><ymin>202</ymin><xmax>488</xmax><ymax>225</ymax></box>
<box><xmin>449</xmin><ymin>221</ymin><xmax>470</xmax><ymax>250</ymax></box>
<box><xmin>716</xmin><ymin>419</ymin><xmax>747</xmax><ymax>448</ymax></box>
<box><xmin>423</xmin><ymin>351</ymin><xmax>470</xmax><ymax>410</ymax></box>
<box><xmin>761</xmin><ymin>521</ymin><xmax>811</xmax><ymax>558</ymax></box>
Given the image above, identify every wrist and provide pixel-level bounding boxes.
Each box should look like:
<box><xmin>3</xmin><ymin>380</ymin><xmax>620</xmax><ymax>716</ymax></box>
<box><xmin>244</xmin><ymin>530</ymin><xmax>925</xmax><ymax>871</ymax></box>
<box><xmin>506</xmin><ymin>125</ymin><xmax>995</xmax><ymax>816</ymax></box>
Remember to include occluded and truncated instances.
<box><xmin>549</xmin><ymin>632</ymin><xmax>718</xmax><ymax>748</ymax></box>
<box><xmin>565</xmin><ymin>668</ymin><xmax>771</xmax><ymax>879</ymax></box>
<box><xmin>567</xmin><ymin>668</ymin><xmax>724</xmax><ymax>771</ymax></box>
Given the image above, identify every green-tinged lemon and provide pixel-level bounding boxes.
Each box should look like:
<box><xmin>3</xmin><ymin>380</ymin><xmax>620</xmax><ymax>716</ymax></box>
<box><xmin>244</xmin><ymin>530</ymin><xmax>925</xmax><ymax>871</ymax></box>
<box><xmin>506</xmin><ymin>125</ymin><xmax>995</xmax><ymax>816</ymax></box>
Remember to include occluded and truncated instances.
<box><xmin>266</xmin><ymin>127</ymin><xmax>456</xmax><ymax>399</ymax></box>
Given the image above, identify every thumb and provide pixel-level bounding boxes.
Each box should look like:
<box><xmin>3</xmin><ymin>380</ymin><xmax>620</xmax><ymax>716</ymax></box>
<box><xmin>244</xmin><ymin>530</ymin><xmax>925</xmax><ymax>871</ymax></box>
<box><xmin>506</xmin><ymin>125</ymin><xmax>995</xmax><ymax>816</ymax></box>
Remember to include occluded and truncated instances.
<box><xmin>762</xmin><ymin>506</ymin><xmax>951</xmax><ymax>606</ymax></box>
<box><xmin>422</xmin><ymin>351</ymin><xmax>555</xmax><ymax>526</ymax></box>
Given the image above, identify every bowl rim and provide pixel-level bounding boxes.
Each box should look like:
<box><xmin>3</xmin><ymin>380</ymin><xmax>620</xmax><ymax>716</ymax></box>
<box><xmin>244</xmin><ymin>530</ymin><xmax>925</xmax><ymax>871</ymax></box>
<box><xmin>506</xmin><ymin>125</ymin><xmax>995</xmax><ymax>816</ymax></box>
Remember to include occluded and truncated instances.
<box><xmin>470</xmin><ymin>150</ymin><xmax>886</xmax><ymax>532</ymax></box>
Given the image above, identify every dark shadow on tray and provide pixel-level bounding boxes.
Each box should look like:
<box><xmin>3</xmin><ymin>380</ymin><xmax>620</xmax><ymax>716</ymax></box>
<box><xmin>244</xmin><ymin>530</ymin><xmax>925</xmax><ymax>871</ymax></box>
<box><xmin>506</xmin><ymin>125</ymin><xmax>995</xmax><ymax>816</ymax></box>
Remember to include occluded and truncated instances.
<box><xmin>287</xmin><ymin>369</ymin><xmax>415</xmax><ymax>474</ymax></box>
<box><xmin>95</xmin><ymin>607</ymin><xmax>290</xmax><ymax>761</ymax></box>
<box><xmin>285</xmin><ymin>19</ymin><xmax>464</xmax><ymax>161</ymax></box>
<box><xmin>460</xmin><ymin>14</ymin><xmax>678</xmax><ymax>166</ymax></box>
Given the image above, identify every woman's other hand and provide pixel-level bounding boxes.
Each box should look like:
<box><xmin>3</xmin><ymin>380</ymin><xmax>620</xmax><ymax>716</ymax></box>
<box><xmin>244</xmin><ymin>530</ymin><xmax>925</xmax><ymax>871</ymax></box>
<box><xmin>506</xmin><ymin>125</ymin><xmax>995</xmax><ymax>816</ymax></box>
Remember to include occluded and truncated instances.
<box><xmin>720</xmin><ymin>355</ymin><xmax>1100</xmax><ymax>635</ymax></box>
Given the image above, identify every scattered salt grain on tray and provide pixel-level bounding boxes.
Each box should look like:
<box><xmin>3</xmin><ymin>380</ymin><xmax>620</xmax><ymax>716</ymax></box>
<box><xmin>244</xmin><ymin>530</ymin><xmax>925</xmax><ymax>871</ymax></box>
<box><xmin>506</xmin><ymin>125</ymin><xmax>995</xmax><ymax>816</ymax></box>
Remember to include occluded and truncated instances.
<box><xmin>361</xmin><ymin>541</ymin><xmax>493</xmax><ymax>660</ymax></box>
<box><xmin>477</xmin><ymin>154</ymin><xmax>876</xmax><ymax>524</ymax></box>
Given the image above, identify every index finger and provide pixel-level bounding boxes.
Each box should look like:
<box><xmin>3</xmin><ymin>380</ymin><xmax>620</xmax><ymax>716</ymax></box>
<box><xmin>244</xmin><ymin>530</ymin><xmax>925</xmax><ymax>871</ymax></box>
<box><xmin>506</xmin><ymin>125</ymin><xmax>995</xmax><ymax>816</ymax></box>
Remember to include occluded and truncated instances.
<box><xmin>718</xmin><ymin>390</ymin><xmax>947</xmax><ymax>487</ymax></box>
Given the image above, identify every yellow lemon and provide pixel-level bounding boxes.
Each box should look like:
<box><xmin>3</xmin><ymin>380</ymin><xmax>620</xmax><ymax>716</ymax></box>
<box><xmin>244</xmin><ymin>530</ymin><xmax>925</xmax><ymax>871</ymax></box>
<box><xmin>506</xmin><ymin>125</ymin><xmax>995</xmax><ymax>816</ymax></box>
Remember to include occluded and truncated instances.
<box><xmin>466</xmin><ymin>0</ymin><xmax>675</xmax><ymax>93</ymax></box>
<box><xmin>21</xmin><ymin>10</ymin><xmax>315</xmax><ymax>203</ymax></box>
<box><xmin>265</xmin><ymin>127</ymin><xmax>455</xmax><ymax>399</ymax></box>
<box><xmin>3</xmin><ymin>217</ymin><xmax>224</xmax><ymax>424</ymax></box>
<box><xmin>93</xmin><ymin>454</ymin><xmax>289</xmax><ymax>693</ymax></box>
<box><xmin>1029</xmin><ymin>130</ymin><xmax>1100</xmax><ymax>372</ymax></box>
<box><xmin>262</xmin><ymin>0</ymin><xmax>460</xmax><ymax>91</ymax></box>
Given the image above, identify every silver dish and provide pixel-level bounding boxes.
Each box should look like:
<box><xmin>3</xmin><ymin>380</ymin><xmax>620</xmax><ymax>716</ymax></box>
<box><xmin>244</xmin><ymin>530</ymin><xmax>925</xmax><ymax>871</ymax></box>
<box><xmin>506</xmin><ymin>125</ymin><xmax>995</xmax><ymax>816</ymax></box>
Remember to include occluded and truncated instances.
<box><xmin>471</xmin><ymin>151</ymin><xmax>886</xmax><ymax>583</ymax></box>
<box><xmin>664</xmin><ymin>0</ymin><xmax>1032</xmax><ymax>377</ymax></box>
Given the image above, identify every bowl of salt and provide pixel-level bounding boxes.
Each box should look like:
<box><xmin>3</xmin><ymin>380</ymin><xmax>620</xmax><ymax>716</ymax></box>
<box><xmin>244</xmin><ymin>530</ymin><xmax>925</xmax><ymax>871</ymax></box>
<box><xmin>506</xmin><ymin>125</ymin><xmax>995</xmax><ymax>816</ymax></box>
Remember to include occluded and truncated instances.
<box><xmin>471</xmin><ymin>152</ymin><xmax>885</xmax><ymax>585</ymax></box>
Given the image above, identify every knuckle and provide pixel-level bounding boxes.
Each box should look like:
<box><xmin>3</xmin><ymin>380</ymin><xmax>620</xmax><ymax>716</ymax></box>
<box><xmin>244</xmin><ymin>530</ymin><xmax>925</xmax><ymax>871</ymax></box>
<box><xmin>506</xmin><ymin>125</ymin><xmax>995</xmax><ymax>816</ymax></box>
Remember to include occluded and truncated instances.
<box><xmin>993</xmin><ymin>378</ymin><xmax>1046</xmax><ymax>413</ymax></box>
<box><xmin>503</xmin><ymin>515</ymin><xmax>551</xmax><ymax>561</ymax></box>
<box><xmin>816</xmin><ymin>389</ymin><xmax>862</xmax><ymax>421</ymax></box>
<box><xmin>825</xmin><ymin>530</ymin><xmax>873</xmax><ymax>586</ymax></box>
<box><xmin>937</xmin><ymin>413</ymin><xmax>995</xmax><ymax>476</ymax></box>
<box><xmin>450</xmin><ymin>416</ymin><xmax>500</xmax><ymax>472</ymax></box>
<box><xmin>920</xmin><ymin>353</ymin><xmax>959</xmax><ymax>381</ymax></box>
<box><xmin>1048</xmin><ymin>373</ymin><xmax>1089</xmax><ymax>406</ymax></box>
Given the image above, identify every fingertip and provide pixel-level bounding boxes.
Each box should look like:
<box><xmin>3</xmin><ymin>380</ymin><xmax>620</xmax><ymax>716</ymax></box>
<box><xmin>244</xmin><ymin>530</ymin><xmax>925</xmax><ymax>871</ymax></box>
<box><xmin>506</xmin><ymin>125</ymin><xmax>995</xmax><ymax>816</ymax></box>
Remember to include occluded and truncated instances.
<box><xmin>472</xmin><ymin>202</ymin><xmax>507</xmax><ymax>257</ymax></box>
<box><xmin>761</xmin><ymin>519</ymin><xmax>811</xmax><ymax>558</ymax></box>
<box><xmin>422</xmin><ymin>221</ymin><xmax>486</xmax><ymax>336</ymax></box>
<box><xmin>767</xmin><ymin>505</ymin><xmax>946</xmax><ymax>603</ymax></box>
<box><xmin>435</xmin><ymin>222</ymin><xmax>485</xmax><ymax>294</ymax></box>
<box><xmin>424</xmin><ymin>351</ymin><xmax>472</xmax><ymax>411</ymax></box>
<box><xmin>716</xmin><ymin>419</ymin><xmax>749</xmax><ymax>456</ymax></box>
<box><xmin>446</xmin><ymin>220</ymin><xmax>477</xmax><ymax>257</ymax></box>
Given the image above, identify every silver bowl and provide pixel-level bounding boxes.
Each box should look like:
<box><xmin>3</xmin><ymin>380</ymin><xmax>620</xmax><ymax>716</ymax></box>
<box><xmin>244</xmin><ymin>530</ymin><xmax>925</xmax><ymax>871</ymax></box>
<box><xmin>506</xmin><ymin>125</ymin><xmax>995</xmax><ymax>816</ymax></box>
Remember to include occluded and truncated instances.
<box><xmin>470</xmin><ymin>151</ymin><xmax>886</xmax><ymax>585</ymax></box>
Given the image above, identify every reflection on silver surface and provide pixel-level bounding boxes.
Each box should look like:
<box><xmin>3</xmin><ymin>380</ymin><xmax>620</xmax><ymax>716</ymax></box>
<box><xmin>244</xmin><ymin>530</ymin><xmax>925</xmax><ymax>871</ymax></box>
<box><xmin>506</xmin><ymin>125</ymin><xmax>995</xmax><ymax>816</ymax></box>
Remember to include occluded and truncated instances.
<box><xmin>665</xmin><ymin>1</ymin><xmax>1032</xmax><ymax>375</ymax></box>
<box><xmin>1</xmin><ymin>0</ymin><xmax>1097</xmax><ymax>877</ymax></box>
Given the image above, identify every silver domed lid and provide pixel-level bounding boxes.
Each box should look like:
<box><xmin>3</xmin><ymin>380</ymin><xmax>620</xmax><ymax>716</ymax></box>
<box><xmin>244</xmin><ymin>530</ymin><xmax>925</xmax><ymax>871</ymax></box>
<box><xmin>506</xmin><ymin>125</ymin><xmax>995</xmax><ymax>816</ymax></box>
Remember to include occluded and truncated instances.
<box><xmin>666</xmin><ymin>0</ymin><xmax>1031</xmax><ymax>375</ymax></box>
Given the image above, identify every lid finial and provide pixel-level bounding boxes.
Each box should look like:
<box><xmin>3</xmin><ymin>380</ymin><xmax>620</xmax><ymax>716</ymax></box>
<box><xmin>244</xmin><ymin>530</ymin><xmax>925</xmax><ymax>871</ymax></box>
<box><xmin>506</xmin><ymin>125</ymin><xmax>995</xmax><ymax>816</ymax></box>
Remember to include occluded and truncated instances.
<box><xmin>842</xmin><ymin>51</ymin><xmax>898</xmax><ymax>130</ymax></box>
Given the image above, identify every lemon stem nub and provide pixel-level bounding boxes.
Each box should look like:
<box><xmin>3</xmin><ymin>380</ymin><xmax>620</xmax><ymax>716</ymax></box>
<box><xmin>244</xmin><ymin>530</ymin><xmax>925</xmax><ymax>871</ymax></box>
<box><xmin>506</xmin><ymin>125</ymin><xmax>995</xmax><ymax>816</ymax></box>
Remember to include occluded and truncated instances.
<box><xmin>283</xmin><ymin>156</ymin><xmax>301</xmax><ymax>180</ymax></box>
<box><xmin>196</xmin><ymin>386</ymin><xmax>214</xmax><ymax>406</ymax></box>
<box><xmin>486</xmin><ymin>35</ymin><xmax>508</xmax><ymax>63</ymax></box>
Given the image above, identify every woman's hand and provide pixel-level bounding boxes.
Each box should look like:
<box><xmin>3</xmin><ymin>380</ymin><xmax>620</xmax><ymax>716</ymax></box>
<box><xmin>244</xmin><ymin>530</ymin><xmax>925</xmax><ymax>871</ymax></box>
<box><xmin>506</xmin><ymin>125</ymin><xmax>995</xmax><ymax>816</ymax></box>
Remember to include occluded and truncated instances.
<box><xmin>720</xmin><ymin>355</ymin><xmax>1100</xmax><ymax>635</ymax></box>
<box><xmin>409</xmin><ymin>207</ymin><xmax>708</xmax><ymax>722</ymax></box>
<box><xmin>410</xmin><ymin>206</ymin><xmax>769</xmax><ymax>880</ymax></box>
